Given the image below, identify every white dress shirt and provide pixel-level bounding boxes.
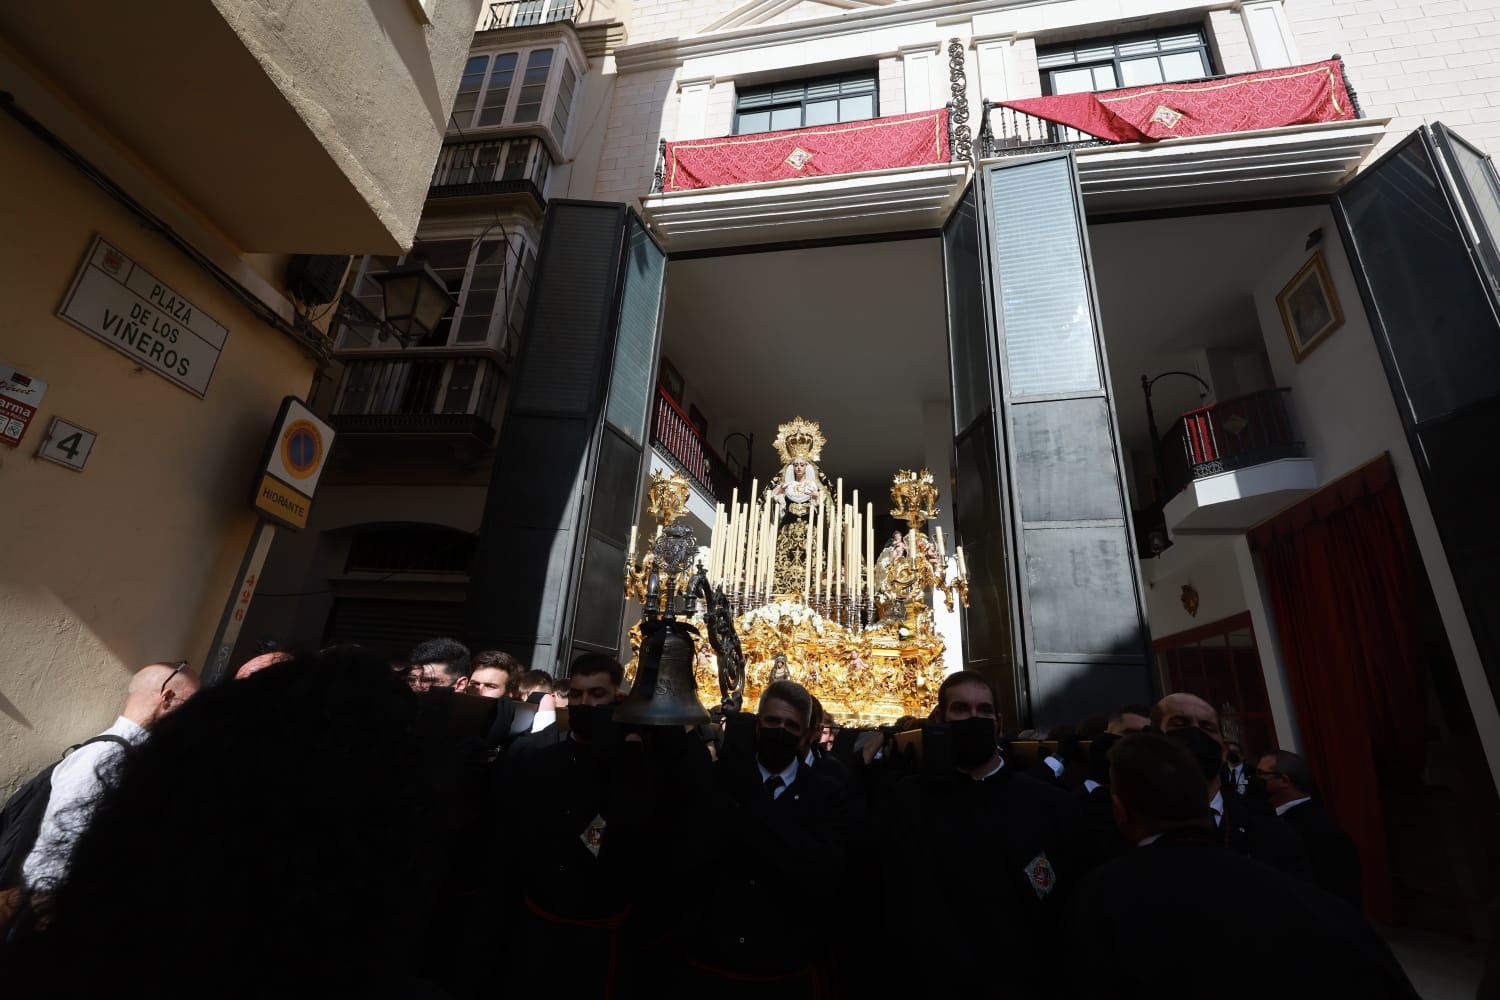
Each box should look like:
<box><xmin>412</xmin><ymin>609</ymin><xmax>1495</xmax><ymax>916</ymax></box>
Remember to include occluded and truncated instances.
<box><xmin>1209</xmin><ymin>789</ymin><xmax>1225</xmax><ymax>827</ymax></box>
<box><xmin>1274</xmin><ymin>795</ymin><xmax>1312</xmax><ymax>817</ymax></box>
<box><xmin>23</xmin><ymin>716</ymin><xmax>147</xmax><ymax>889</ymax></box>
<box><xmin>1042</xmin><ymin>755</ymin><xmax>1065</xmax><ymax>777</ymax></box>
<box><xmin>756</xmin><ymin>756</ymin><xmax>800</xmax><ymax>799</ymax></box>
<box><xmin>1083</xmin><ymin>778</ymin><xmax>1102</xmax><ymax>793</ymax></box>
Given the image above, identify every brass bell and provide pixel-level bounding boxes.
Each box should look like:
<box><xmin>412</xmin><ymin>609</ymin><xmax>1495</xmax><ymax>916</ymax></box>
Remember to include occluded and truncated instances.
<box><xmin>616</xmin><ymin>619</ymin><xmax>709</xmax><ymax>726</ymax></box>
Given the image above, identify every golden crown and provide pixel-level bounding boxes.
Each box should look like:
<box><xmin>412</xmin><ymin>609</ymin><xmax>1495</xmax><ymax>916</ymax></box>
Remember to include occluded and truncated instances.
<box><xmin>772</xmin><ymin>416</ymin><xmax>826</xmax><ymax>466</ymax></box>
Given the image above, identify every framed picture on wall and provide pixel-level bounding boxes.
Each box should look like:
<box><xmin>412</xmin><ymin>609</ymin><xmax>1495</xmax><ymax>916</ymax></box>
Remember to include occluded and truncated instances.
<box><xmin>1277</xmin><ymin>252</ymin><xmax>1344</xmax><ymax>362</ymax></box>
<box><xmin>658</xmin><ymin>358</ymin><xmax>684</xmax><ymax>402</ymax></box>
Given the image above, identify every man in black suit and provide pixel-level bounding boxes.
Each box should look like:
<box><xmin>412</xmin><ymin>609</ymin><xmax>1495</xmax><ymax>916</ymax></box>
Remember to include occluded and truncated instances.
<box><xmin>488</xmin><ymin>654</ymin><xmax>662</xmax><ymax>998</ymax></box>
<box><xmin>1257</xmin><ymin>749</ymin><xmax>1363</xmax><ymax>909</ymax></box>
<box><xmin>667</xmin><ymin>680</ymin><xmax>853</xmax><ymax>998</ymax></box>
<box><xmin>1167</xmin><ymin>725</ymin><xmax>1313</xmax><ymax>882</ymax></box>
<box><xmin>1067</xmin><ymin>734</ymin><xmax>1419</xmax><ymax>1000</ymax></box>
<box><xmin>881</xmin><ymin>671</ymin><xmax>1084</xmax><ymax>999</ymax></box>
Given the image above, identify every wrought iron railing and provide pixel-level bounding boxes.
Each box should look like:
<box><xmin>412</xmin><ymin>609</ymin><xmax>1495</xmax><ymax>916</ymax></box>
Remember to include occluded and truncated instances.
<box><xmin>977</xmin><ymin>99</ymin><xmax>1110</xmax><ymax>158</ymax></box>
<box><xmin>976</xmin><ymin>56</ymin><xmax>1364</xmax><ymax>159</ymax></box>
<box><xmin>331</xmin><ymin>353</ymin><xmax>504</xmax><ymax>442</ymax></box>
<box><xmin>1160</xmin><ymin>387</ymin><xmax>1302</xmax><ymax>497</ymax></box>
<box><xmin>651</xmin><ymin>387</ymin><xmax>737</xmax><ymax>504</ymax></box>
<box><xmin>485</xmin><ymin>0</ymin><xmax>576</xmax><ymax>30</ymax></box>
<box><xmin>430</xmin><ymin>137</ymin><xmax>549</xmax><ymax>198</ymax></box>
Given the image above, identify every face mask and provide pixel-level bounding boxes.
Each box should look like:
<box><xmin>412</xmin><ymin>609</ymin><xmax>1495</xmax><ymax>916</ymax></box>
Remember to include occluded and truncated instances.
<box><xmin>756</xmin><ymin>726</ymin><xmax>799</xmax><ymax>773</ymax></box>
<box><xmin>948</xmin><ymin>716</ymin><xmax>998</xmax><ymax>769</ymax></box>
<box><xmin>569</xmin><ymin>703</ymin><xmax>604</xmax><ymax>741</ymax></box>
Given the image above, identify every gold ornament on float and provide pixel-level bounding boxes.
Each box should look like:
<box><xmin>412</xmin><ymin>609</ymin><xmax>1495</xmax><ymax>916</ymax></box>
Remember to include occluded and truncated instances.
<box><xmin>624</xmin><ymin>422</ymin><xmax>970</xmax><ymax>726</ymax></box>
<box><xmin>646</xmin><ymin>469</ymin><xmax>692</xmax><ymax>526</ymax></box>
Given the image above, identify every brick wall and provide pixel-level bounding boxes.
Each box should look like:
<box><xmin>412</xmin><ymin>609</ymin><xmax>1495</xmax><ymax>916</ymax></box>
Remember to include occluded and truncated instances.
<box><xmin>1288</xmin><ymin>0</ymin><xmax>1500</xmax><ymax>154</ymax></box>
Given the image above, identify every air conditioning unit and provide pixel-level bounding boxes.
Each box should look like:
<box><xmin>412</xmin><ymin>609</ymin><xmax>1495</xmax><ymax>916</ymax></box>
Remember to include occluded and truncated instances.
<box><xmin>286</xmin><ymin>254</ymin><xmax>352</xmax><ymax>305</ymax></box>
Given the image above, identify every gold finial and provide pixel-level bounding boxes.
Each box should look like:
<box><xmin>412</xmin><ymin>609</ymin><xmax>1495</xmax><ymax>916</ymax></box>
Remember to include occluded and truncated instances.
<box><xmin>647</xmin><ymin>469</ymin><xmax>692</xmax><ymax>526</ymax></box>
<box><xmin>890</xmin><ymin>468</ymin><xmax>940</xmax><ymax>529</ymax></box>
<box><xmin>772</xmin><ymin>416</ymin><xmax>827</xmax><ymax>466</ymax></box>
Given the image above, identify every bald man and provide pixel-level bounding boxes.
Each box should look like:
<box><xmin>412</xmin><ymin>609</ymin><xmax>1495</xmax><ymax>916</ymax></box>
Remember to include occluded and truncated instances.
<box><xmin>22</xmin><ymin>661</ymin><xmax>200</xmax><ymax>890</ymax></box>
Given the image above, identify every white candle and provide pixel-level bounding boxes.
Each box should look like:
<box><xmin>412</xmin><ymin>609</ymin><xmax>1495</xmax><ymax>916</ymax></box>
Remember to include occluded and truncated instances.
<box><xmin>766</xmin><ymin>506</ymin><xmax>777</xmax><ymax>593</ymax></box>
<box><xmin>956</xmin><ymin>546</ymin><xmax>968</xmax><ymax>579</ymax></box>
<box><xmin>804</xmin><ymin>501</ymin><xmax>813</xmax><ymax>598</ymax></box>
<box><xmin>628</xmin><ymin>524</ymin><xmax>637</xmax><ymax>561</ymax></box>
<box><xmin>866</xmin><ymin>503</ymin><xmax>875</xmax><ymax>597</ymax></box>
<box><xmin>729</xmin><ymin>503</ymin><xmax>743</xmax><ymax>588</ymax></box>
<box><xmin>935</xmin><ymin>525</ymin><xmax>946</xmax><ymax>561</ymax></box>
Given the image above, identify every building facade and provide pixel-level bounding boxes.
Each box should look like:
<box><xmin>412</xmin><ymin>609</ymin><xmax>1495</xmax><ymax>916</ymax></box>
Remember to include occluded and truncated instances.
<box><xmin>0</xmin><ymin>0</ymin><xmax>484</xmax><ymax>792</ymax></box>
<box><xmin>244</xmin><ymin>0</ymin><xmax>1500</xmax><ymax>933</ymax></box>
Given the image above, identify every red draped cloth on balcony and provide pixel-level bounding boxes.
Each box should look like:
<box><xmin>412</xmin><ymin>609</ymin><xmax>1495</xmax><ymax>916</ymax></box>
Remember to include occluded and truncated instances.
<box><xmin>1248</xmin><ymin>455</ymin><xmax>1426</xmax><ymax>922</ymax></box>
<box><xmin>999</xmin><ymin>58</ymin><xmax>1356</xmax><ymax>143</ymax></box>
<box><xmin>661</xmin><ymin>109</ymin><xmax>950</xmax><ymax>192</ymax></box>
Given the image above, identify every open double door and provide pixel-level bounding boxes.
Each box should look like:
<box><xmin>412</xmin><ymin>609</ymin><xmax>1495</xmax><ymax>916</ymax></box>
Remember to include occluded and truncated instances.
<box><xmin>466</xmin><ymin>123</ymin><xmax>1500</xmax><ymax>729</ymax></box>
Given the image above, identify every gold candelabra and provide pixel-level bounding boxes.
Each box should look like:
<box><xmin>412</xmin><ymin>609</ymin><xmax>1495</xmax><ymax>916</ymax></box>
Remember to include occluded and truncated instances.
<box><xmin>884</xmin><ymin>469</ymin><xmax>970</xmax><ymax>615</ymax></box>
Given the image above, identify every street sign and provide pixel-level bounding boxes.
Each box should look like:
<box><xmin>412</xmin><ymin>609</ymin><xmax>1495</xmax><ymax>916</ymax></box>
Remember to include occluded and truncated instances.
<box><xmin>0</xmin><ymin>364</ymin><xmax>48</xmax><ymax>447</ymax></box>
<box><xmin>56</xmin><ymin>235</ymin><xmax>227</xmax><ymax>398</ymax></box>
<box><xmin>36</xmin><ymin>417</ymin><xmax>98</xmax><ymax>471</ymax></box>
<box><xmin>251</xmin><ymin>397</ymin><xmax>335</xmax><ymax>531</ymax></box>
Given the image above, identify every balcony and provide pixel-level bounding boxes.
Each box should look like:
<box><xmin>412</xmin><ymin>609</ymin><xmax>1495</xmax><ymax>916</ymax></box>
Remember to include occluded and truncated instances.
<box><xmin>1159</xmin><ymin>388</ymin><xmax>1317</xmax><ymax>536</ymax></box>
<box><xmin>485</xmin><ymin>0</ymin><xmax>576</xmax><ymax>30</ymax></box>
<box><xmin>429</xmin><ymin>137</ymin><xmax>549</xmax><ymax>208</ymax></box>
<box><xmin>642</xmin><ymin>108</ymin><xmax>968</xmax><ymax>251</ymax></box>
<box><xmin>330</xmin><ymin>353</ymin><xmax>503</xmax><ymax>445</ymax></box>
<box><xmin>651</xmin><ymin>387</ymin><xmax>738</xmax><ymax>505</ymax></box>
<box><xmin>978</xmin><ymin>57</ymin><xmax>1389</xmax><ymax>213</ymax></box>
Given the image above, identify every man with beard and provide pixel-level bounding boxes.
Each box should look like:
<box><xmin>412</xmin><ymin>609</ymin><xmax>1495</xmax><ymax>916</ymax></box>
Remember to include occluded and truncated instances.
<box><xmin>881</xmin><ymin>670</ymin><xmax>1084</xmax><ymax>999</ymax></box>
<box><xmin>668</xmin><ymin>680</ymin><xmax>853</xmax><ymax>998</ymax></box>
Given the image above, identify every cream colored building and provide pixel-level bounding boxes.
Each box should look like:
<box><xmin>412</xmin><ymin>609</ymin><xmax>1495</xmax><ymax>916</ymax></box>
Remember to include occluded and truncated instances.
<box><xmin>0</xmin><ymin>0</ymin><xmax>484</xmax><ymax>793</ymax></box>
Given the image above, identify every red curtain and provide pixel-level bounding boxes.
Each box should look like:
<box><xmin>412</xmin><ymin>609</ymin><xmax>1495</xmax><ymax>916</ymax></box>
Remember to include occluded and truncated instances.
<box><xmin>1249</xmin><ymin>454</ymin><xmax>1426</xmax><ymax>921</ymax></box>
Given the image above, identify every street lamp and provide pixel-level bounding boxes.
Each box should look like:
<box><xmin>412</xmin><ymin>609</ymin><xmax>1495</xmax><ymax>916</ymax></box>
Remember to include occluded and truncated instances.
<box><xmin>374</xmin><ymin>261</ymin><xmax>455</xmax><ymax>346</ymax></box>
<box><xmin>1139</xmin><ymin>370</ymin><xmax>1212</xmax><ymax>556</ymax></box>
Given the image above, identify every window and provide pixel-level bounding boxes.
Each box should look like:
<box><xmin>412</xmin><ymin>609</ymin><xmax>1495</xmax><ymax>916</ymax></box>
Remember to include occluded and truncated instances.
<box><xmin>338</xmin><ymin>232</ymin><xmax>538</xmax><ymax>353</ymax></box>
<box><xmin>1038</xmin><ymin>28</ymin><xmax>1213</xmax><ymax>95</ymax></box>
<box><xmin>550</xmin><ymin>60</ymin><xmax>579</xmax><ymax>139</ymax></box>
<box><xmin>448</xmin><ymin>47</ymin><xmax>580</xmax><ymax>139</ymax></box>
<box><xmin>514</xmin><ymin>49</ymin><xmax>553</xmax><ymax>123</ymax></box>
<box><xmin>734</xmin><ymin>71</ymin><xmax>878</xmax><ymax>135</ymax></box>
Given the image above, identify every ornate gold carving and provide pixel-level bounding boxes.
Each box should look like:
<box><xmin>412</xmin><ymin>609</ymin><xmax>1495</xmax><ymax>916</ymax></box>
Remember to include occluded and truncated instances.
<box><xmin>889</xmin><ymin>468</ymin><xmax>940</xmax><ymax>529</ymax></box>
<box><xmin>647</xmin><ymin>469</ymin><xmax>692</xmax><ymax>526</ymax></box>
<box><xmin>772</xmin><ymin>416</ymin><xmax>827</xmax><ymax>465</ymax></box>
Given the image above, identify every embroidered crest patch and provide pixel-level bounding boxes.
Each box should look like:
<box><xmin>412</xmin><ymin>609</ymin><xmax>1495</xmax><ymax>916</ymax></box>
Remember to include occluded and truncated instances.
<box><xmin>1149</xmin><ymin>104</ymin><xmax>1184</xmax><ymax>129</ymax></box>
<box><xmin>580</xmin><ymin>815</ymin><xmax>606</xmax><ymax>857</ymax></box>
<box><xmin>785</xmin><ymin>146</ymin><xmax>815</xmax><ymax>171</ymax></box>
<box><xmin>1025</xmin><ymin>853</ymin><xmax>1056</xmax><ymax>899</ymax></box>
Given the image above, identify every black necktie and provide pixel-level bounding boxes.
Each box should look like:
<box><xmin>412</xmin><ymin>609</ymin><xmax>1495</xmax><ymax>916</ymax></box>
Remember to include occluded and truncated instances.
<box><xmin>763</xmin><ymin>775</ymin><xmax>784</xmax><ymax>801</ymax></box>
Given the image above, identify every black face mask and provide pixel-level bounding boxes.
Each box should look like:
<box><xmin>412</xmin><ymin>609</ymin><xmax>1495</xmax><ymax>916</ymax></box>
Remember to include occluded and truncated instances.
<box><xmin>569</xmin><ymin>703</ymin><xmax>607</xmax><ymax>742</ymax></box>
<box><xmin>756</xmin><ymin>726</ymin><xmax>799</xmax><ymax>773</ymax></box>
<box><xmin>948</xmin><ymin>716</ymin><xmax>998</xmax><ymax>769</ymax></box>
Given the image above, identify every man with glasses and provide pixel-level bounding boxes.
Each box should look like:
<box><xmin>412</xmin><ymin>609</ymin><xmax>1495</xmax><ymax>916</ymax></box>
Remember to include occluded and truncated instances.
<box><xmin>22</xmin><ymin>661</ymin><xmax>199</xmax><ymax>890</ymax></box>
<box><xmin>1256</xmin><ymin>750</ymin><xmax>1363</xmax><ymax>908</ymax></box>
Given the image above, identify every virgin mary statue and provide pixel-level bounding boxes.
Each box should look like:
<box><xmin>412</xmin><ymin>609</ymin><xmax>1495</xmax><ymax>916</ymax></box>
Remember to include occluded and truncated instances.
<box><xmin>769</xmin><ymin>417</ymin><xmax>830</xmax><ymax>596</ymax></box>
